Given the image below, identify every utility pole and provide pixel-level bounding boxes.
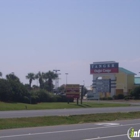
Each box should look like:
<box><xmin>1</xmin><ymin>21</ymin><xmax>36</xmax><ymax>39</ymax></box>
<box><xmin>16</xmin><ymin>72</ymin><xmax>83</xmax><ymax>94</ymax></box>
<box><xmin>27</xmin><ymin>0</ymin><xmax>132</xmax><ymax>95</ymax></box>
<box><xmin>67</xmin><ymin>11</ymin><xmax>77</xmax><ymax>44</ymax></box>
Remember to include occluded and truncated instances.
<box><xmin>80</xmin><ymin>85</ymin><xmax>84</xmax><ymax>104</ymax></box>
<box><xmin>65</xmin><ymin>73</ymin><xmax>69</xmax><ymax>104</ymax></box>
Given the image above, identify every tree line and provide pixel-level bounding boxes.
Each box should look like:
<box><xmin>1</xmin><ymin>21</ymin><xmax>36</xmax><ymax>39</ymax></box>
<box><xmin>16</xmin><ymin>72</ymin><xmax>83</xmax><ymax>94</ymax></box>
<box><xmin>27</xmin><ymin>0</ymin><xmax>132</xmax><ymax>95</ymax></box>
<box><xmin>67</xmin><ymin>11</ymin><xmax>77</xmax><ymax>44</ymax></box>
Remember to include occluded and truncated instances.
<box><xmin>25</xmin><ymin>71</ymin><xmax>58</xmax><ymax>91</ymax></box>
<box><xmin>0</xmin><ymin>71</ymin><xmax>73</xmax><ymax>104</ymax></box>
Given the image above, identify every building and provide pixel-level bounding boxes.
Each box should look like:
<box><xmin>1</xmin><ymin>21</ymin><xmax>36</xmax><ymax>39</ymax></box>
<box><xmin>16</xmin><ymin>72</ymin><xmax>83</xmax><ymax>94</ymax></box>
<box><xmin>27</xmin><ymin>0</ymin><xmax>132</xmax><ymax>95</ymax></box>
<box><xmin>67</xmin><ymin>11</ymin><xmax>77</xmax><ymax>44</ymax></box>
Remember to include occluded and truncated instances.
<box><xmin>102</xmin><ymin>67</ymin><xmax>137</xmax><ymax>95</ymax></box>
<box><xmin>115</xmin><ymin>67</ymin><xmax>136</xmax><ymax>95</ymax></box>
<box><xmin>90</xmin><ymin>61</ymin><xmax>140</xmax><ymax>99</ymax></box>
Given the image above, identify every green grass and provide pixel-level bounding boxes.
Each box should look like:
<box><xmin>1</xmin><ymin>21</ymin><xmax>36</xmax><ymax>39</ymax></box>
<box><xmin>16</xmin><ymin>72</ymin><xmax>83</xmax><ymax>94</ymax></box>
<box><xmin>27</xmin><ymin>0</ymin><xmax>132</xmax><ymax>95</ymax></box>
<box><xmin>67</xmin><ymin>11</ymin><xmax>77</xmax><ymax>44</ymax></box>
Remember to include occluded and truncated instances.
<box><xmin>0</xmin><ymin>101</ymin><xmax>131</xmax><ymax>111</ymax></box>
<box><xmin>0</xmin><ymin>112</ymin><xmax>140</xmax><ymax>130</ymax></box>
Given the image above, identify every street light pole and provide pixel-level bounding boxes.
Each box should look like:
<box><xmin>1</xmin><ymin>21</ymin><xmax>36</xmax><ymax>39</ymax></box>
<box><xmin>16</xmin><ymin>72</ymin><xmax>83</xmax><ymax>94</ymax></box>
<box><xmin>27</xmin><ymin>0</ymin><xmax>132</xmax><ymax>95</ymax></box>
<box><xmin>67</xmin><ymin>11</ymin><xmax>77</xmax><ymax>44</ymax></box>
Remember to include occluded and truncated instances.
<box><xmin>53</xmin><ymin>69</ymin><xmax>60</xmax><ymax>92</ymax></box>
<box><xmin>65</xmin><ymin>73</ymin><xmax>69</xmax><ymax>104</ymax></box>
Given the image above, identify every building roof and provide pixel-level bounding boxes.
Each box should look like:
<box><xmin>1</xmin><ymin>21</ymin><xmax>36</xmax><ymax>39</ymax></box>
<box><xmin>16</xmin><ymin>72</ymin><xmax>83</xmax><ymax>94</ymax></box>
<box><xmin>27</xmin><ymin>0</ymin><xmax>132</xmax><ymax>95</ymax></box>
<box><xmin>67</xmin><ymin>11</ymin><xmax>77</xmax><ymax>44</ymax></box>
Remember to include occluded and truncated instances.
<box><xmin>134</xmin><ymin>77</ymin><xmax>140</xmax><ymax>85</ymax></box>
<box><xmin>119</xmin><ymin>67</ymin><xmax>136</xmax><ymax>75</ymax></box>
<box><xmin>93</xmin><ymin>61</ymin><xmax>117</xmax><ymax>64</ymax></box>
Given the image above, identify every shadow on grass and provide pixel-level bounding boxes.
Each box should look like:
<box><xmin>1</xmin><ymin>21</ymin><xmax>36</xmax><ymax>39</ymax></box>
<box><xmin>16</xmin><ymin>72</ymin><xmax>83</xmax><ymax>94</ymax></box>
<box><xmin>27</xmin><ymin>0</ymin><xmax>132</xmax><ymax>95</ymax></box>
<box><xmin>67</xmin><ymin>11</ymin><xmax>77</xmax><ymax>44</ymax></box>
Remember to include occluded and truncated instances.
<box><xmin>75</xmin><ymin>104</ymin><xmax>92</xmax><ymax>108</ymax></box>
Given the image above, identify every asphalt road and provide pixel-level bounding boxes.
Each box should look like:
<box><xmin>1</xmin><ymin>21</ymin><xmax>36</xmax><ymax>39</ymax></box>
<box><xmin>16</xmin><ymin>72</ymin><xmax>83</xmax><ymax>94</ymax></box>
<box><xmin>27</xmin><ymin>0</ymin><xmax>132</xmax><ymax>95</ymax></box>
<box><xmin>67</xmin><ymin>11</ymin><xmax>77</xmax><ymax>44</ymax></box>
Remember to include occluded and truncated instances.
<box><xmin>0</xmin><ymin>106</ymin><xmax>140</xmax><ymax>118</ymax></box>
<box><xmin>0</xmin><ymin>119</ymin><xmax>140</xmax><ymax>140</ymax></box>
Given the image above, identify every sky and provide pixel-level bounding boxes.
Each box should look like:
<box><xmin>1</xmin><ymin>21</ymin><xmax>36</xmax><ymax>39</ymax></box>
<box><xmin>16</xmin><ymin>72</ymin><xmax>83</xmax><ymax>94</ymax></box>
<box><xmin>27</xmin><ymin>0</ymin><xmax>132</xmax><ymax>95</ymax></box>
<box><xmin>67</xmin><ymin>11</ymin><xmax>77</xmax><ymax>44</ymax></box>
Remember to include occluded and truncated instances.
<box><xmin>0</xmin><ymin>0</ymin><xmax>140</xmax><ymax>88</ymax></box>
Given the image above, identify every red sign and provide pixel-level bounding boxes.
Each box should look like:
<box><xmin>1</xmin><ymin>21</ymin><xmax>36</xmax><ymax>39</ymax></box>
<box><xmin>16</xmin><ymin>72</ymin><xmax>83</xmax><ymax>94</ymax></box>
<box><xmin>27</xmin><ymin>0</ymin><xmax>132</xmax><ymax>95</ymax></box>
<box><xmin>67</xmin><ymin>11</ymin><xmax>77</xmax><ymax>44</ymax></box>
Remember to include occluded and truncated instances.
<box><xmin>90</xmin><ymin>62</ymin><xmax>119</xmax><ymax>74</ymax></box>
<box><xmin>66</xmin><ymin>84</ymin><xmax>80</xmax><ymax>98</ymax></box>
<box><xmin>90</xmin><ymin>68</ymin><xmax>118</xmax><ymax>74</ymax></box>
<box><xmin>66</xmin><ymin>94</ymin><xmax>79</xmax><ymax>98</ymax></box>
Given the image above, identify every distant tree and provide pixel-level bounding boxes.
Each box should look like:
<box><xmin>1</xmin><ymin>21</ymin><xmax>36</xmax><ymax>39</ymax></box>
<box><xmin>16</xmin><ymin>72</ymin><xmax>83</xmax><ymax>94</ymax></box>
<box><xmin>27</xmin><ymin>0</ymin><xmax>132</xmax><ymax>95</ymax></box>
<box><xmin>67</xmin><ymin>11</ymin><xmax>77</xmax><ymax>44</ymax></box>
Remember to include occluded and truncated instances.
<box><xmin>83</xmin><ymin>86</ymin><xmax>88</xmax><ymax>95</ymax></box>
<box><xmin>0</xmin><ymin>79</ymin><xmax>12</xmax><ymax>102</ymax></box>
<box><xmin>34</xmin><ymin>71</ymin><xmax>58</xmax><ymax>91</ymax></box>
<box><xmin>58</xmin><ymin>84</ymin><xmax>65</xmax><ymax>93</ymax></box>
<box><xmin>35</xmin><ymin>72</ymin><xmax>45</xmax><ymax>89</ymax></box>
<box><xmin>45</xmin><ymin>71</ymin><xmax>58</xmax><ymax>92</ymax></box>
<box><xmin>26</xmin><ymin>73</ymin><xmax>35</xmax><ymax>88</ymax></box>
<box><xmin>32</xmin><ymin>85</ymin><xmax>39</xmax><ymax>90</ymax></box>
<box><xmin>6</xmin><ymin>73</ymin><xmax>20</xmax><ymax>83</ymax></box>
<box><xmin>8</xmin><ymin>80</ymin><xmax>29</xmax><ymax>102</ymax></box>
<box><xmin>0</xmin><ymin>72</ymin><xmax>2</xmax><ymax>78</ymax></box>
<box><xmin>24</xmin><ymin>84</ymin><xmax>30</xmax><ymax>90</ymax></box>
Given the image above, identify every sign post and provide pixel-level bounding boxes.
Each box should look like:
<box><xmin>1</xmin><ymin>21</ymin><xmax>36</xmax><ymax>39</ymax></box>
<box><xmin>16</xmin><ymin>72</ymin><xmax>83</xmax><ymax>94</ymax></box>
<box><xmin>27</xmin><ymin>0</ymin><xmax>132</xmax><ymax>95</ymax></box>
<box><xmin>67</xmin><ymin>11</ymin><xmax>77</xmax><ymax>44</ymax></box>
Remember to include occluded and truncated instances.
<box><xmin>80</xmin><ymin>85</ymin><xmax>84</xmax><ymax>104</ymax></box>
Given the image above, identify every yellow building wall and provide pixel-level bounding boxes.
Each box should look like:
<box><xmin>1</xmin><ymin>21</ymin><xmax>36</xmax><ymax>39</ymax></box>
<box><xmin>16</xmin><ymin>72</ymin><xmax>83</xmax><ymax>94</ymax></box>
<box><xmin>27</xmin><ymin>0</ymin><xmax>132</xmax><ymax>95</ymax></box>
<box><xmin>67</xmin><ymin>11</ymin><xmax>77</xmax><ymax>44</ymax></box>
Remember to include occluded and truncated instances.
<box><xmin>115</xmin><ymin>73</ymin><xmax>134</xmax><ymax>94</ymax></box>
<box><xmin>115</xmin><ymin>72</ymin><xmax>127</xmax><ymax>91</ymax></box>
<box><xmin>127</xmin><ymin>75</ymin><xmax>135</xmax><ymax>92</ymax></box>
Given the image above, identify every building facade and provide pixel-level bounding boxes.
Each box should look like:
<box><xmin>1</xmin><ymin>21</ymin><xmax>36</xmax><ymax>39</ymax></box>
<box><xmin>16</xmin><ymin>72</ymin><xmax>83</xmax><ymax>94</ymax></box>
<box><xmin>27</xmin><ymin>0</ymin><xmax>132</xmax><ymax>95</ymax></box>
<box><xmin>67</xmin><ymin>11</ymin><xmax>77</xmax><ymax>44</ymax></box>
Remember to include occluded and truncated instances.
<box><xmin>90</xmin><ymin>61</ymin><xmax>138</xmax><ymax>99</ymax></box>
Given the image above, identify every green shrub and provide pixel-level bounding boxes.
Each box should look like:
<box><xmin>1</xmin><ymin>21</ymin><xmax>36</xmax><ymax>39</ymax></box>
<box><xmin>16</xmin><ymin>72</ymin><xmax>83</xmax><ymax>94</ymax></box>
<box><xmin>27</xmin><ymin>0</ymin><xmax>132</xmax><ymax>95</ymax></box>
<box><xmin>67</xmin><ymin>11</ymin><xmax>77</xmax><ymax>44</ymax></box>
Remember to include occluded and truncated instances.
<box><xmin>29</xmin><ymin>89</ymin><xmax>52</xmax><ymax>102</ymax></box>
<box><xmin>131</xmin><ymin>86</ymin><xmax>140</xmax><ymax>99</ymax></box>
<box><xmin>37</xmin><ymin>89</ymin><xmax>51</xmax><ymax>102</ymax></box>
<box><xmin>117</xmin><ymin>94</ymin><xmax>124</xmax><ymax>99</ymax></box>
<box><xmin>22</xmin><ymin>96</ymin><xmax>30</xmax><ymax>103</ymax></box>
<box><xmin>107</xmin><ymin>97</ymin><xmax>113</xmax><ymax>100</ymax></box>
<box><xmin>29</xmin><ymin>89</ymin><xmax>74</xmax><ymax>103</ymax></box>
<box><xmin>100</xmin><ymin>97</ymin><xmax>106</xmax><ymax>100</ymax></box>
<box><xmin>100</xmin><ymin>97</ymin><xmax>113</xmax><ymax>100</ymax></box>
<box><xmin>49</xmin><ymin>95</ymin><xmax>57</xmax><ymax>102</ymax></box>
<box><xmin>124</xmin><ymin>94</ymin><xmax>132</xmax><ymax>100</ymax></box>
<box><xmin>113</xmin><ymin>94</ymin><xmax>124</xmax><ymax>100</ymax></box>
<box><xmin>30</xmin><ymin>95</ymin><xmax>39</xmax><ymax>104</ymax></box>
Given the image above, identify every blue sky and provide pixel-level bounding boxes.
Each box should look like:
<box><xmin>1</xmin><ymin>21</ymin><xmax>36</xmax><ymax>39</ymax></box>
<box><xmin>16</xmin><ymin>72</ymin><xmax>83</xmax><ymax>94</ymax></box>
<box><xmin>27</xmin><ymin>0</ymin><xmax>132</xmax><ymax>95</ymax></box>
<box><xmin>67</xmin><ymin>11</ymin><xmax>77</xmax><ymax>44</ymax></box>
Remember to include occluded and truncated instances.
<box><xmin>0</xmin><ymin>0</ymin><xmax>140</xmax><ymax>88</ymax></box>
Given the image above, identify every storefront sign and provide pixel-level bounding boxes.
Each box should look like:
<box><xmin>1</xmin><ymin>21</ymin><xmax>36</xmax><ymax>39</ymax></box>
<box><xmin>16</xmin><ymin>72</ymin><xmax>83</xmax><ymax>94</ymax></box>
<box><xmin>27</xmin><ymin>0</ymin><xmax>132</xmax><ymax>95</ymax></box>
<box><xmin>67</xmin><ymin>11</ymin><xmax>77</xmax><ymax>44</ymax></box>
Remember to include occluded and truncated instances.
<box><xmin>90</xmin><ymin>62</ymin><xmax>119</xmax><ymax>74</ymax></box>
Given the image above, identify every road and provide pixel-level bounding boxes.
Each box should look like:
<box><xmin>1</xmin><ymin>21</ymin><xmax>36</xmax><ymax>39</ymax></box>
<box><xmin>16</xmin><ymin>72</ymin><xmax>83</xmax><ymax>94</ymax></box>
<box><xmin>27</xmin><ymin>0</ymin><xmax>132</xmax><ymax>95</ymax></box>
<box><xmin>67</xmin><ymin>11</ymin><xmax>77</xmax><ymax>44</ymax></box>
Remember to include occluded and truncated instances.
<box><xmin>0</xmin><ymin>106</ymin><xmax>140</xmax><ymax>118</ymax></box>
<box><xmin>0</xmin><ymin>119</ymin><xmax>140</xmax><ymax>140</ymax></box>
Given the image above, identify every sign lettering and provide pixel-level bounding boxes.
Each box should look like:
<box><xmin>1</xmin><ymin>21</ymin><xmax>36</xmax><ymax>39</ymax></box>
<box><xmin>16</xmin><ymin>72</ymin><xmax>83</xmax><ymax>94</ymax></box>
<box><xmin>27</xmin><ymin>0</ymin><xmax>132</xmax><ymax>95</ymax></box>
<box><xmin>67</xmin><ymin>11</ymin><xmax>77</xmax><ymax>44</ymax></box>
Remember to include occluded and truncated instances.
<box><xmin>90</xmin><ymin>62</ymin><xmax>119</xmax><ymax>74</ymax></box>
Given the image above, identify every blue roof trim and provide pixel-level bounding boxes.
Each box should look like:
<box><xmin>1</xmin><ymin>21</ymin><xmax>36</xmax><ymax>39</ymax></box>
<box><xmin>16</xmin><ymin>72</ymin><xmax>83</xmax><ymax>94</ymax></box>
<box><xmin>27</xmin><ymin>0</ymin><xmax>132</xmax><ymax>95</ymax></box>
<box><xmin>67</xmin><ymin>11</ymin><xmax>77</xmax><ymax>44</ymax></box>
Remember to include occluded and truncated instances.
<box><xmin>119</xmin><ymin>67</ymin><xmax>136</xmax><ymax>75</ymax></box>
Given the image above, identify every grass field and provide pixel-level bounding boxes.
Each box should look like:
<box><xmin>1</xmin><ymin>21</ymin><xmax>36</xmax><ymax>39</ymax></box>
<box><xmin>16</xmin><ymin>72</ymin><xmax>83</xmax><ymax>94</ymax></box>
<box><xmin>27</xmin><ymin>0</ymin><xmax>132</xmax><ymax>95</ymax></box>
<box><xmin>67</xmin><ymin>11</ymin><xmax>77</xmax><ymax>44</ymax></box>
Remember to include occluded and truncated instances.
<box><xmin>0</xmin><ymin>112</ymin><xmax>140</xmax><ymax>130</ymax></box>
<box><xmin>0</xmin><ymin>101</ymin><xmax>131</xmax><ymax>111</ymax></box>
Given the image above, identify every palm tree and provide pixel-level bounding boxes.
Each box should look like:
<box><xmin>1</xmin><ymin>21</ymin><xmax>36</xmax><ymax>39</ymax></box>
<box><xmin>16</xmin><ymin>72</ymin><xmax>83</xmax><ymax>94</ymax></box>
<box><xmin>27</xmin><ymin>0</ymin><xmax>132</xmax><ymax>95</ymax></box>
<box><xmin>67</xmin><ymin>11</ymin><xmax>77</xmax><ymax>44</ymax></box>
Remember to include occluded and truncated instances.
<box><xmin>45</xmin><ymin>71</ymin><xmax>58</xmax><ymax>92</ymax></box>
<box><xmin>35</xmin><ymin>72</ymin><xmax>45</xmax><ymax>89</ymax></box>
<box><xmin>6</xmin><ymin>73</ymin><xmax>20</xmax><ymax>83</ymax></box>
<box><xmin>0</xmin><ymin>72</ymin><xmax>2</xmax><ymax>78</ymax></box>
<box><xmin>26</xmin><ymin>73</ymin><xmax>35</xmax><ymax>88</ymax></box>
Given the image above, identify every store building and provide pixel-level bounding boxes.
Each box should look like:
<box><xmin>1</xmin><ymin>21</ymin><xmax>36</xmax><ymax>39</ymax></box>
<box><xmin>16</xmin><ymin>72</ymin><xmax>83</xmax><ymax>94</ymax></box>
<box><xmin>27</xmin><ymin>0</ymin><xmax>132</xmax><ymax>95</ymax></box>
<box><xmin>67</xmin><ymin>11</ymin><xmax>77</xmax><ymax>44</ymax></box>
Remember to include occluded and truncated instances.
<box><xmin>90</xmin><ymin>61</ymin><xmax>140</xmax><ymax>99</ymax></box>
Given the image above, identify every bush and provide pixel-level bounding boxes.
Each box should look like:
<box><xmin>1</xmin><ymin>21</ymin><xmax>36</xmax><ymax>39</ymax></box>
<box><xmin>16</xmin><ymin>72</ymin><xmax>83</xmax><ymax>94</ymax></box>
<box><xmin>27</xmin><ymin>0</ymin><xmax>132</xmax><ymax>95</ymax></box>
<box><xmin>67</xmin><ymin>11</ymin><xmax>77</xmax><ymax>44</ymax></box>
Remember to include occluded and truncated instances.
<box><xmin>100</xmin><ymin>97</ymin><xmax>113</xmax><ymax>100</ymax></box>
<box><xmin>100</xmin><ymin>97</ymin><xmax>107</xmax><ymax>100</ymax></box>
<box><xmin>113</xmin><ymin>94</ymin><xmax>124</xmax><ymax>100</ymax></box>
<box><xmin>107</xmin><ymin>97</ymin><xmax>113</xmax><ymax>100</ymax></box>
<box><xmin>29</xmin><ymin>89</ymin><xmax>74</xmax><ymax>103</ymax></box>
<box><xmin>22</xmin><ymin>96</ymin><xmax>30</xmax><ymax>103</ymax></box>
<box><xmin>0</xmin><ymin>79</ymin><xmax>12</xmax><ymax>102</ymax></box>
<box><xmin>48</xmin><ymin>95</ymin><xmax>57</xmax><ymax>102</ymax></box>
<box><xmin>8</xmin><ymin>80</ymin><xmax>29</xmax><ymax>102</ymax></box>
<box><xmin>124</xmin><ymin>95</ymin><xmax>129</xmax><ymax>101</ymax></box>
<box><xmin>29</xmin><ymin>89</ymin><xmax>52</xmax><ymax>102</ymax></box>
<box><xmin>113</xmin><ymin>95</ymin><xmax>117</xmax><ymax>99</ymax></box>
<box><xmin>48</xmin><ymin>95</ymin><xmax>74</xmax><ymax>102</ymax></box>
<box><xmin>131</xmin><ymin>86</ymin><xmax>140</xmax><ymax>99</ymax></box>
<box><xmin>30</xmin><ymin>95</ymin><xmax>39</xmax><ymax>104</ymax></box>
<box><xmin>37</xmin><ymin>89</ymin><xmax>51</xmax><ymax>102</ymax></box>
<box><xmin>117</xmin><ymin>94</ymin><xmax>124</xmax><ymax>99</ymax></box>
